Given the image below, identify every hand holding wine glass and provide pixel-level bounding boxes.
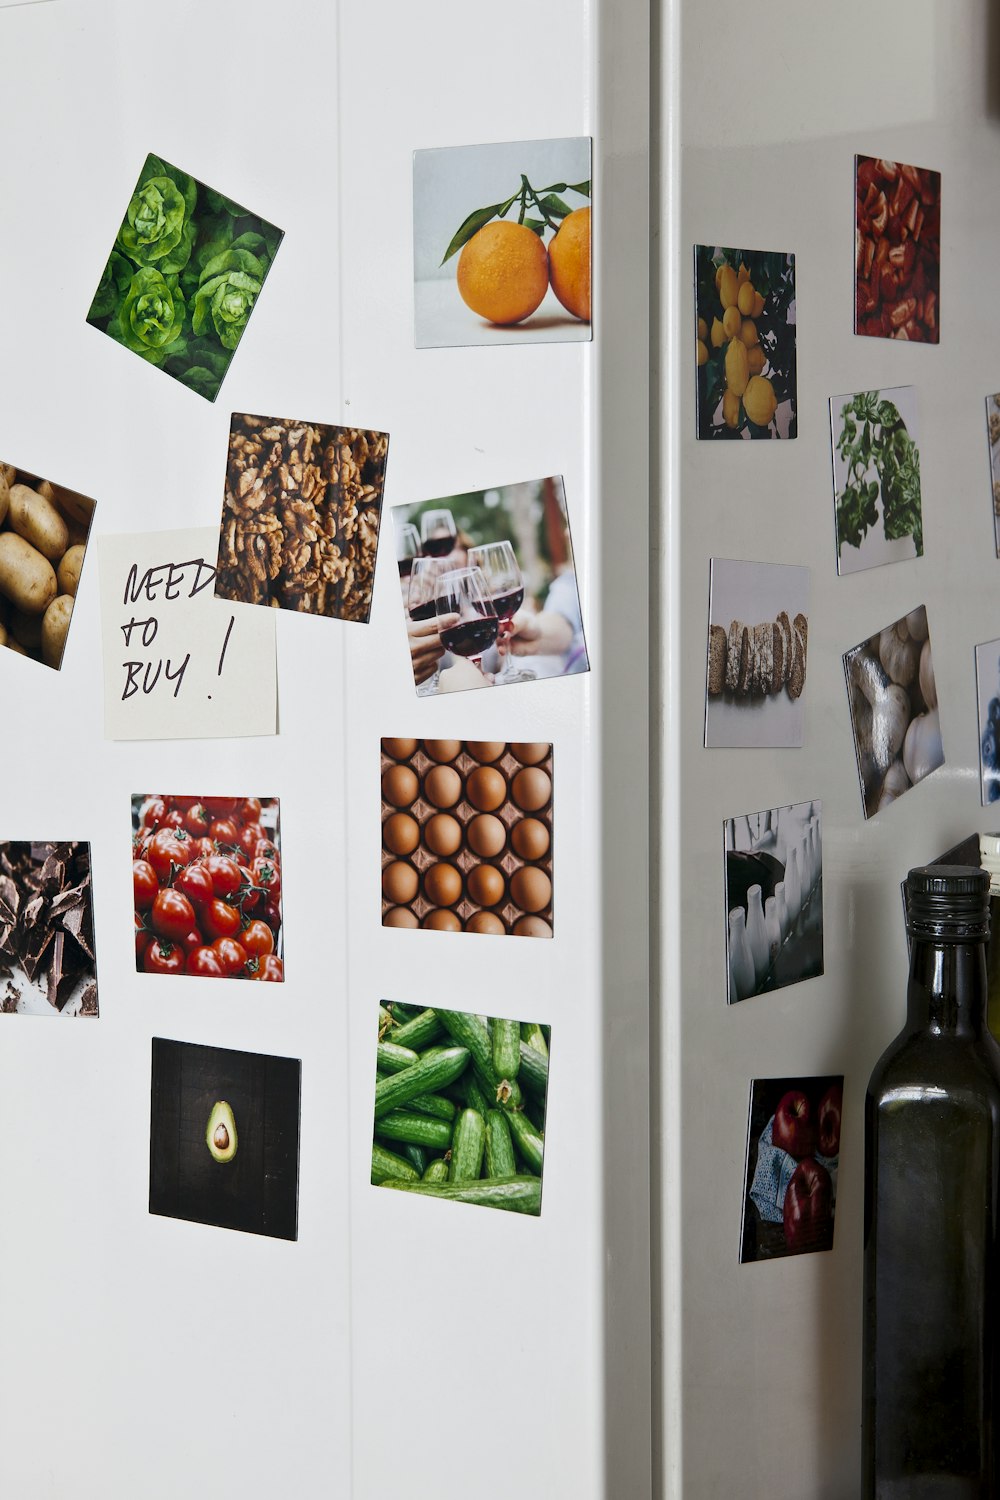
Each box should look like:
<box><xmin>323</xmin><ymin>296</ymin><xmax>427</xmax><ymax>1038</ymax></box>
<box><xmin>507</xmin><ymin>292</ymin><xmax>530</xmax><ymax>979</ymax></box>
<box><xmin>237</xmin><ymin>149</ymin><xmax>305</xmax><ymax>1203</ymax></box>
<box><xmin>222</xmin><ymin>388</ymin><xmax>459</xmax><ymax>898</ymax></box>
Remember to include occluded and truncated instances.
<box><xmin>467</xmin><ymin>539</ymin><xmax>535</xmax><ymax>684</ymax></box>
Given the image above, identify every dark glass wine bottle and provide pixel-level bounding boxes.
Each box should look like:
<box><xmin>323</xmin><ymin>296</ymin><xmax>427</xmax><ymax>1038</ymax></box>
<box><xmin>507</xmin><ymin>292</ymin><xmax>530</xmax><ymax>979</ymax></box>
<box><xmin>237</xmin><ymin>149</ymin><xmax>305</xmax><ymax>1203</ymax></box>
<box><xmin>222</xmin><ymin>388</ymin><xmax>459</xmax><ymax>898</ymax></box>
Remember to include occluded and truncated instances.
<box><xmin>863</xmin><ymin>865</ymin><xmax>1000</xmax><ymax>1497</ymax></box>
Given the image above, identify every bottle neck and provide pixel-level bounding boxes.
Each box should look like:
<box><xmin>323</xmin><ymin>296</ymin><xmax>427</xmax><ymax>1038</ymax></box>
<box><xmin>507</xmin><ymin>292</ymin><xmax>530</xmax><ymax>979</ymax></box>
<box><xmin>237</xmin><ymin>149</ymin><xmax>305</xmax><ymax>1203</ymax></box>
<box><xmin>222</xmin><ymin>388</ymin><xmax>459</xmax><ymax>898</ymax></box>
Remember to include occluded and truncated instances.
<box><xmin>906</xmin><ymin>936</ymin><xmax>988</xmax><ymax>1036</ymax></box>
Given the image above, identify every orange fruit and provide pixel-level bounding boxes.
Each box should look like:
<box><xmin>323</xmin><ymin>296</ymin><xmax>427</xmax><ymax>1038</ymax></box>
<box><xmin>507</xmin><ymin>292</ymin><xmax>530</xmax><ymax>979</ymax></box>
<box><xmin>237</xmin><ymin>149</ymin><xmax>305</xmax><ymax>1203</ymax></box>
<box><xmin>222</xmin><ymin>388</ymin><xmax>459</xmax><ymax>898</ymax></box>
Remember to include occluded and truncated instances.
<box><xmin>456</xmin><ymin>221</ymin><xmax>549</xmax><ymax>325</ymax></box>
<box><xmin>547</xmin><ymin>206</ymin><xmax>591</xmax><ymax>321</ymax></box>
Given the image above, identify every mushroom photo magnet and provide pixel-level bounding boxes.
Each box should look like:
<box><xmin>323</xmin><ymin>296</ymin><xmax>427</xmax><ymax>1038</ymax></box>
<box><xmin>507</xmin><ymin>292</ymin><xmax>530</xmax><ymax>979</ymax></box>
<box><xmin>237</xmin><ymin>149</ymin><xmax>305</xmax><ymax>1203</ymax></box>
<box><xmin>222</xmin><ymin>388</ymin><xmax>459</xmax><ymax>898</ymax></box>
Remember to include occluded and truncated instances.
<box><xmin>741</xmin><ymin>1075</ymin><xmax>843</xmax><ymax>1264</ymax></box>
<box><xmin>830</xmin><ymin>386</ymin><xmax>922</xmax><ymax>575</ymax></box>
<box><xmin>704</xmin><ymin>558</ymin><xmax>810</xmax><ymax>748</ymax></box>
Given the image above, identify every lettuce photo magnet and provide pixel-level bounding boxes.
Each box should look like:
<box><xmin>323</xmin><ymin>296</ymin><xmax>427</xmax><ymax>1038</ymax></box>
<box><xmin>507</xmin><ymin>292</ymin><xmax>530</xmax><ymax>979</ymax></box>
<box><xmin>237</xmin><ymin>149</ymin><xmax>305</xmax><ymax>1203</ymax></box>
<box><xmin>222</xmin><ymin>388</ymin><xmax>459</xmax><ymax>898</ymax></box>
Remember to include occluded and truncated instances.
<box><xmin>86</xmin><ymin>153</ymin><xmax>283</xmax><ymax>401</ymax></box>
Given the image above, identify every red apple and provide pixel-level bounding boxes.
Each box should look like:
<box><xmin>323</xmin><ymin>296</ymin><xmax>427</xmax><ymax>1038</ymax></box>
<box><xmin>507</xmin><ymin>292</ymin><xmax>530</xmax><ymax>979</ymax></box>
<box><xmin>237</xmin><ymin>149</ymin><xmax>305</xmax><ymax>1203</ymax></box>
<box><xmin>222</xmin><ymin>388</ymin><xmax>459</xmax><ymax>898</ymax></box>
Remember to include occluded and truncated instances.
<box><xmin>783</xmin><ymin>1158</ymin><xmax>834</xmax><ymax>1254</ymax></box>
<box><xmin>772</xmin><ymin>1090</ymin><xmax>817</xmax><ymax>1159</ymax></box>
<box><xmin>817</xmin><ymin>1083</ymin><xmax>843</xmax><ymax>1159</ymax></box>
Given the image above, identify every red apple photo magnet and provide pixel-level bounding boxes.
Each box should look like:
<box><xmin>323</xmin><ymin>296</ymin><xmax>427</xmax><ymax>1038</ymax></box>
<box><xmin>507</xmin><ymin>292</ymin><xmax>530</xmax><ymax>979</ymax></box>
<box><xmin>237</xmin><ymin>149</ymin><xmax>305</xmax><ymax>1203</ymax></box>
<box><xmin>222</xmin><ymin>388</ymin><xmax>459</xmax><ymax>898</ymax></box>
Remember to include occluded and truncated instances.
<box><xmin>740</xmin><ymin>1075</ymin><xmax>843</xmax><ymax>1263</ymax></box>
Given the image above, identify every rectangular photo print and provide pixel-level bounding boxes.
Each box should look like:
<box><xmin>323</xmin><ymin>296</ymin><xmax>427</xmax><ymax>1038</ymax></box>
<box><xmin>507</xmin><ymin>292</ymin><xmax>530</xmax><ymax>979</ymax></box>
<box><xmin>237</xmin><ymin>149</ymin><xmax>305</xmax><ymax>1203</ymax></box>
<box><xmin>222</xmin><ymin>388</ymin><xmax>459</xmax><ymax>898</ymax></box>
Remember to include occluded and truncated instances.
<box><xmin>86</xmin><ymin>152</ymin><xmax>283</xmax><ymax>401</ymax></box>
<box><xmin>986</xmin><ymin>394</ymin><xmax>1000</xmax><ymax>557</ymax></box>
<box><xmin>724</xmin><ymin>801</ymin><xmax>823</xmax><ymax>1004</ymax></box>
<box><xmin>149</xmin><ymin>1037</ymin><xmax>300</xmax><ymax>1240</ymax></box>
<box><xmin>740</xmin><ymin>1075</ymin><xmax>843</xmax><ymax>1264</ymax></box>
<box><xmin>381</xmin><ymin>739</ymin><xmax>552</xmax><ymax>939</ymax></box>
<box><xmin>0</xmin><ymin>842</ymin><xmax>97</xmax><ymax>1016</ymax></box>
<box><xmin>0</xmin><ymin>460</ymin><xmax>95</xmax><ymax>669</ymax></box>
<box><xmin>693</xmin><ymin>244</ymin><xmax>797</xmax><ymax>440</ymax></box>
<box><xmin>214</xmin><ymin>414</ymin><xmax>388</xmax><ymax>623</ymax></box>
<box><xmin>393</xmin><ymin>477</ymin><xmax>588</xmax><ymax>695</ymax></box>
<box><xmin>975</xmin><ymin>638</ymin><xmax>1000</xmax><ymax>806</ymax></box>
<box><xmin>705</xmin><ymin>558</ymin><xmax>810</xmax><ymax>748</ymax></box>
<box><xmin>413</xmin><ymin>136</ymin><xmax>591</xmax><ymax>349</ymax></box>
<box><xmin>843</xmin><ymin>605</ymin><xmax>943</xmax><ymax>818</ymax></box>
<box><xmin>854</xmin><ymin>154</ymin><xmax>940</xmax><ymax>343</ymax></box>
<box><xmin>372</xmin><ymin>1001</ymin><xmax>548</xmax><ymax>1216</ymax></box>
<box><xmin>132</xmin><ymin>796</ymin><xmax>282</xmax><ymax>981</ymax></box>
<box><xmin>830</xmin><ymin>386</ymin><xmax>922</xmax><ymax>574</ymax></box>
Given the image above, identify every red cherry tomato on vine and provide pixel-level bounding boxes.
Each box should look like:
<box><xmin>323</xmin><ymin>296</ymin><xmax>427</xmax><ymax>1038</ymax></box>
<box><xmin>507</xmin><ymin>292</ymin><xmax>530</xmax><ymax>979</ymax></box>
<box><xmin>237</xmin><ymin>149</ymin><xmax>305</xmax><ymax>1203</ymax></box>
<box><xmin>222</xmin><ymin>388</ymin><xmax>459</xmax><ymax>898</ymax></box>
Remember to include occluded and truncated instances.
<box><xmin>253</xmin><ymin>954</ymin><xmax>284</xmax><ymax>982</ymax></box>
<box><xmin>204</xmin><ymin>854</ymin><xmax>242</xmax><ymax>898</ymax></box>
<box><xmin>239</xmin><ymin>823</ymin><xmax>264</xmax><ymax>859</ymax></box>
<box><xmin>140</xmin><ymin>796</ymin><xmax>168</xmax><ymax>831</ymax></box>
<box><xmin>147</xmin><ymin>828</ymin><xmax>194</xmax><ymax>882</ymax></box>
<box><xmin>175</xmin><ymin>861</ymin><xmax>214</xmax><ymax>908</ymax></box>
<box><xmin>187</xmin><ymin>945</ymin><xmax>225</xmax><ymax>977</ymax></box>
<box><xmin>133</xmin><ymin>859</ymin><xmax>158</xmax><ymax>910</ymax></box>
<box><xmin>162</xmin><ymin>809</ymin><xmax>186</xmax><ymax>832</ymax></box>
<box><xmin>202</xmin><ymin>899</ymin><xmax>241</xmax><ymax>941</ymax></box>
<box><xmin>263</xmin><ymin>899</ymin><xmax>282</xmax><ymax>933</ymax></box>
<box><xmin>202</xmin><ymin>796</ymin><xmax>240</xmax><ymax>816</ymax></box>
<box><xmin>209</xmin><ymin>817</ymin><xmax>240</xmax><ymax>847</ymax></box>
<box><xmin>237</xmin><ymin>865</ymin><xmax>261</xmax><ymax>910</ymax></box>
<box><xmin>143</xmin><ymin>937</ymin><xmax>186</xmax><ymax>975</ymax></box>
<box><xmin>192</xmin><ymin>836</ymin><xmax>215</xmax><ymax>860</ymax></box>
<box><xmin>212</xmin><ymin>936</ymin><xmax>248</xmax><ymax>976</ymax></box>
<box><xmin>151</xmin><ymin>888</ymin><xmax>197</xmax><ymax>942</ymax></box>
<box><xmin>184</xmin><ymin>802</ymin><xmax>211</xmax><ymax>837</ymax></box>
<box><xmin>135</xmin><ymin>914</ymin><xmax>152</xmax><ymax>964</ymax></box>
<box><xmin>253</xmin><ymin>857</ymin><xmax>281</xmax><ymax>904</ymax></box>
<box><xmin>242</xmin><ymin>919</ymin><xmax>274</xmax><ymax>958</ymax></box>
<box><xmin>239</xmin><ymin>797</ymin><xmax>262</xmax><ymax>824</ymax></box>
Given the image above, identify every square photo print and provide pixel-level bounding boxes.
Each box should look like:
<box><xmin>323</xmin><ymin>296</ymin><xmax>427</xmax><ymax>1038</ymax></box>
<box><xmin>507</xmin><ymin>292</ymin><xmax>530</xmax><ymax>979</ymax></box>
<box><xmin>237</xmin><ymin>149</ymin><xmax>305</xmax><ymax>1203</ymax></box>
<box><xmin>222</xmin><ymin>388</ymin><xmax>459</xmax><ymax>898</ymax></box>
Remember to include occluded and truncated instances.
<box><xmin>843</xmin><ymin>605</ymin><xmax>943</xmax><ymax>818</ymax></box>
<box><xmin>0</xmin><ymin>459</ymin><xmax>95</xmax><ymax>669</ymax></box>
<box><xmin>0</xmin><ymin>842</ymin><xmax>97</xmax><ymax>1016</ymax></box>
<box><xmin>86</xmin><ymin>152</ymin><xmax>283</xmax><ymax>401</ymax></box>
<box><xmin>830</xmin><ymin>386</ymin><xmax>922</xmax><ymax>574</ymax></box>
<box><xmin>393</xmin><ymin>477</ymin><xmax>589</xmax><ymax>695</ymax></box>
<box><xmin>693</xmin><ymin>244</ymin><xmax>797</xmax><ymax>439</ymax></box>
<box><xmin>149</xmin><ymin>1037</ymin><xmax>300</xmax><ymax>1240</ymax></box>
<box><xmin>975</xmin><ymin>638</ymin><xmax>1000</xmax><ymax>805</ymax></box>
<box><xmin>985</xmin><ymin>394</ymin><xmax>1000</xmax><ymax>557</ymax></box>
<box><xmin>381</xmin><ymin>739</ymin><xmax>552</xmax><ymax>938</ymax></box>
<box><xmin>705</xmin><ymin>558</ymin><xmax>810</xmax><ymax>748</ymax></box>
<box><xmin>740</xmin><ymin>1075</ymin><xmax>843</xmax><ymax>1264</ymax></box>
<box><xmin>854</xmin><ymin>154</ymin><xmax>940</xmax><ymax>343</ymax></box>
<box><xmin>133</xmin><ymin>795</ymin><xmax>282</xmax><ymax>981</ymax></box>
<box><xmin>372</xmin><ymin>1001</ymin><xmax>549</xmax><ymax>1216</ymax></box>
<box><xmin>215</xmin><ymin>414</ymin><xmax>388</xmax><ymax>622</ymax></box>
<box><xmin>413</xmin><ymin>136</ymin><xmax>591</xmax><ymax>349</ymax></box>
<box><xmin>724</xmin><ymin>801</ymin><xmax>823</xmax><ymax>1004</ymax></box>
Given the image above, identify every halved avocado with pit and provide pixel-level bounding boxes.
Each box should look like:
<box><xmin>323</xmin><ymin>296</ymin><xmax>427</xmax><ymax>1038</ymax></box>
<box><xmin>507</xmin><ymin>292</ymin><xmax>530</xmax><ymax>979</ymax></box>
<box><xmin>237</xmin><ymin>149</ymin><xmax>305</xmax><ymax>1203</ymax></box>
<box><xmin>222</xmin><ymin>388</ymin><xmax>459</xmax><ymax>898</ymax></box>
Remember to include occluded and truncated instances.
<box><xmin>206</xmin><ymin>1100</ymin><xmax>237</xmax><ymax>1163</ymax></box>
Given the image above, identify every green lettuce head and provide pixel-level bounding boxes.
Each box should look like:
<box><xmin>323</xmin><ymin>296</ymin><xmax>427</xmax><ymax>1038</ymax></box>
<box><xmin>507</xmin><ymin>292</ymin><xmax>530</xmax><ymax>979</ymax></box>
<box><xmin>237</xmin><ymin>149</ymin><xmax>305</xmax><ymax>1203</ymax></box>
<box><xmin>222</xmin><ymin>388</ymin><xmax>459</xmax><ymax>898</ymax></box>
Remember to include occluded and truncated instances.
<box><xmin>192</xmin><ymin>247</ymin><xmax>266</xmax><ymax>350</ymax></box>
<box><xmin>88</xmin><ymin>250</ymin><xmax>133</xmax><ymax>321</ymax></box>
<box><xmin>117</xmin><ymin>174</ymin><xmax>195</xmax><ymax>272</ymax></box>
<box><xmin>111</xmin><ymin>266</ymin><xmax>187</xmax><ymax>365</ymax></box>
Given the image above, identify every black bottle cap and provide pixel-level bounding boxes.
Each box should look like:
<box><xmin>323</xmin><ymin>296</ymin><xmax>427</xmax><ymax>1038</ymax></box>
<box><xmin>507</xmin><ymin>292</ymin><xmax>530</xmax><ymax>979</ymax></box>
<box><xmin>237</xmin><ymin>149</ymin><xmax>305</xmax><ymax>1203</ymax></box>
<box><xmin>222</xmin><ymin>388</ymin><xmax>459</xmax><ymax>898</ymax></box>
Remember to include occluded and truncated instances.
<box><xmin>905</xmin><ymin>864</ymin><xmax>990</xmax><ymax>941</ymax></box>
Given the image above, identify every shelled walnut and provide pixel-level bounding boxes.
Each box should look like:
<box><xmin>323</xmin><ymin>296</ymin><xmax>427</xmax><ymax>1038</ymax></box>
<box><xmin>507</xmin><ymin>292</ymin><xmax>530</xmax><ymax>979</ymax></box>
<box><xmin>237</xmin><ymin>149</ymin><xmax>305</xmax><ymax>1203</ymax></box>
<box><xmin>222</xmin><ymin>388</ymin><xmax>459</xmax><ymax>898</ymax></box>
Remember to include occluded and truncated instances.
<box><xmin>215</xmin><ymin>413</ymin><xmax>389</xmax><ymax>622</ymax></box>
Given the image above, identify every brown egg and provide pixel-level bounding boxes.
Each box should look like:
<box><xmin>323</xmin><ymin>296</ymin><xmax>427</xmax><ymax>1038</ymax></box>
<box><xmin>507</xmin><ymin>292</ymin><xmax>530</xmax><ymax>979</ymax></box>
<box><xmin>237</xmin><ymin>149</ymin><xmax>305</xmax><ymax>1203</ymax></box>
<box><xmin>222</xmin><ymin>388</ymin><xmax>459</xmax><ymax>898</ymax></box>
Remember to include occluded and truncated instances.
<box><xmin>424</xmin><ymin>813</ymin><xmax>462</xmax><ymax>857</ymax></box>
<box><xmin>466</xmin><ymin>741</ymin><xmax>506</xmax><ymax>763</ymax></box>
<box><xmin>424</xmin><ymin>764</ymin><xmax>462</xmax><ymax>808</ymax></box>
<box><xmin>511</xmin><ymin>866</ymin><xmax>551</xmax><ymax>913</ymax></box>
<box><xmin>465</xmin><ymin>910</ymin><xmax>507</xmax><ymax>936</ymax></box>
<box><xmin>513</xmin><ymin>915</ymin><xmax>552</xmax><ymax>938</ymax></box>
<box><xmin>467</xmin><ymin>814</ymin><xmax>506</xmax><ymax>858</ymax></box>
<box><xmin>511</xmin><ymin>742</ymin><xmax>550</xmax><ymax>766</ymax></box>
<box><xmin>383</xmin><ymin>812</ymin><xmax>420</xmax><ymax>857</ymax></box>
<box><xmin>466</xmin><ymin>765</ymin><xmax>507</xmax><ymax>812</ymax></box>
<box><xmin>382</xmin><ymin>738</ymin><xmax>419</xmax><ymax>760</ymax></box>
<box><xmin>382</xmin><ymin>861</ymin><xmax>419</xmax><ymax>905</ymax></box>
<box><xmin>511</xmin><ymin>767</ymin><xmax>551</xmax><ymax>812</ymax></box>
<box><xmin>467</xmin><ymin>863</ymin><xmax>505</xmax><ymax>907</ymax></box>
<box><xmin>423</xmin><ymin>861</ymin><xmax>463</xmax><ymax>907</ymax></box>
<box><xmin>422</xmin><ymin>908</ymin><xmax>462</xmax><ymax>932</ymax></box>
<box><xmin>424</xmin><ymin>739</ymin><xmax>463</xmax><ymax>763</ymax></box>
<box><xmin>382</xmin><ymin>764</ymin><xmax>419</xmax><ymax>808</ymax></box>
<box><xmin>511</xmin><ymin>817</ymin><xmax>550</xmax><ymax>861</ymax></box>
<box><xmin>383</xmin><ymin>905</ymin><xmax>419</xmax><ymax>929</ymax></box>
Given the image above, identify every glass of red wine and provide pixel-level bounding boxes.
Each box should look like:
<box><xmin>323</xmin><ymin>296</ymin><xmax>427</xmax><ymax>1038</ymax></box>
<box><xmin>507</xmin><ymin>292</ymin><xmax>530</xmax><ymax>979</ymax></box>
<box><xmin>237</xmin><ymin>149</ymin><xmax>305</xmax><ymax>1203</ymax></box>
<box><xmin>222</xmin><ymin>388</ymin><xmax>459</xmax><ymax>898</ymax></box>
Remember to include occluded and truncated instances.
<box><xmin>468</xmin><ymin>540</ymin><xmax>536</xmax><ymax>684</ymax></box>
<box><xmin>397</xmin><ymin>522</ymin><xmax>421</xmax><ymax>580</ymax></box>
<box><xmin>420</xmin><ymin>509</ymin><xmax>458</xmax><ymax>559</ymax></box>
<box><xmin>433</xmin><ymin>566</ymin><xmax>499</xmax><ymax>674</ymax></box>
<box><xmin>408</xmin><ymin>557</ymin><xmax>444</xmax><ymax>622</ymax></box>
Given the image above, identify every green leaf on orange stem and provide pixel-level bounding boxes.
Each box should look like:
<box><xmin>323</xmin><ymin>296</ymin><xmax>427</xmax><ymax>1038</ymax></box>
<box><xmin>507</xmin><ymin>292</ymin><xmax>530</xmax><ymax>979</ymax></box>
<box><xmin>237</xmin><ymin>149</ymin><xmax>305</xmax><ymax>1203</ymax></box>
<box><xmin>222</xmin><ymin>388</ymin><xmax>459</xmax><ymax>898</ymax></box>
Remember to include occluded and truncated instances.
<box><xmin>441</xmin><ymin>202</ymin><xmax>505</xmax><ymax>265</ymax></box>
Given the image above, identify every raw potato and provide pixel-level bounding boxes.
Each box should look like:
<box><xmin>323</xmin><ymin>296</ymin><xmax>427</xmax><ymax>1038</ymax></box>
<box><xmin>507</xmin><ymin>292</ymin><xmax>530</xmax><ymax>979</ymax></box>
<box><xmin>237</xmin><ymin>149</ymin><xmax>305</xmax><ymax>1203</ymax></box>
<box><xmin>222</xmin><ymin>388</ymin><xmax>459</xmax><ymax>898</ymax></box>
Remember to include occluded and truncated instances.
<box><xmin>0</xmin><ymin>621</ymin><xmax>6</xmax><ymax>647</ymax></box>
<box><xmin>0</xmin><ymin>532</ymin><xmax>57</xmax><ymax>615</ymax></box>
<box><xmin>0</xmin><ymin>473</ymin><xmax>9</xmax><ymax>528</ymax></box>
<box><xmin>57</xmin><ymin>544</ymin><xmax>85</xmax><ymax>598</ymax></box>
<box><xmin>41</xmin><ymin>594</ymin><xmax>74</xmax><ymax>669</ymax></box>
<box><xmin>7</xmin><ymin>484</ymin><xmax>69</xmax><ymax>562</ymax></box>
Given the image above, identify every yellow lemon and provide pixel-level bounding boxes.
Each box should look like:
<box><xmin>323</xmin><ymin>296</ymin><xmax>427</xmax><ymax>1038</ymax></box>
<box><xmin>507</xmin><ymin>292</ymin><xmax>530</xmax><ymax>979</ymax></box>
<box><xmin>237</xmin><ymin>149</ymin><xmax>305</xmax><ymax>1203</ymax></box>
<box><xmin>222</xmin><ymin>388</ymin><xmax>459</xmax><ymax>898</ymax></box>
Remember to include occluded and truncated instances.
<box><xmin>722</xmin><ymin>390</ymin><xmax>741</xmax><ymax>428</ymax></box>
<box><xmin>697</xmin><ymin>316</ymin><xmax>708</xmax><ymax>339</ymax></box>
<box><xmin>737</xmin><ymin>263</ymin><xmax>751</xmax><ymax>285</ymax></box>
<box><xmin>752</xmin><ymin>290</ymin><xmax>765</xmax><ymax>318</ymax></box>
<box><xmin>710</xmin><ymin>316</ymin><xmax>726</xmax><ymax>348</ymax></box>
<box><xmin>722</xmin><ymin>305</ymin><xmax>742</xmax><ymax>338</ymax></box>
<box><xmin>739</xmin><ymin>318</ymin><xmax>758</xmax><ymax>347</ymax></box>
<box><xmin>747</xmin><ymin>345</ymin><xmax>766</xmax><ymax>375</ymax></box>
<box><xmin>696</xmin><ymin>338</ymin><xmax>708</xmax><ymax>366</ymax></box>
<box><xmin>737</xmin><ymin>282</ymin><xmax>755</xmax><ymax>316</ymax></box>
<box><xmin>724</xmin><ymin>337</ymin><xmax>749</xmax><ymax>397</ymax></box>
<box><xmin>718</xmin><ymin>265</ymin><xmax>739</xmax><ymax>310</ymax></box>
<box><xmin>715</xmin><ymin>263</ymin><xmax>726</xmax><ymax>291</ymax></box>
<box><xmin>743</xmin><ymin>375</ymin><xmax>777</xmax><ymax>427</ymax></box>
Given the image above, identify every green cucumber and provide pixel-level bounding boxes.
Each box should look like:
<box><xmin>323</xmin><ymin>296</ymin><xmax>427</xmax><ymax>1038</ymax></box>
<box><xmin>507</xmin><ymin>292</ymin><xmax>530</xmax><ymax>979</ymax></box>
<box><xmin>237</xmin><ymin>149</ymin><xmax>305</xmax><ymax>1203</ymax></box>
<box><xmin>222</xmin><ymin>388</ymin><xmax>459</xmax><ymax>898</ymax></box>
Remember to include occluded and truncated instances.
<box><xmin>403</xmin><ymin>1090</ymin><xmax>457</xmax><ymax>1122</ymax></box>
<box><xmin>377</xmin><ymin>1041</ymin><xmax>420</xmax><ymax>1075</ymax></box>
<box><xmin>387</xmin><ymin>1140</ymin><xmax>426</xmax><ymax>1175</ymax></box>
<box><xmin>371</xmin><ymin>1143</ymin><xmax>420</xmax><ymax>1184</ymax></box>
<box><xmin>378</xmin><ymin>1005</ymin><xmax>395</xmax><ymax>1039</ymax></box>
<box><xmin>390</xmin><ymin>1008</ymin><xmax>443</xmax><ymax>1051</ymax></box>
<box><xmin>463</xmin><ymin>1071</ymin><xmax>492</xmax><ymax>1117</ymax></box>
<box><xmin>506</xmin><ymin>1109</ymin><xmax>544</xmax><ymax>1174</ymax></box>
<box><xmin>381</xmin><ymin>1175</ymin><xmax>541</xmax><ymax>1215</ymax></box>
<box><xmin>375</xmin><ymin>1110</ymin><xmax>453</xmax><ymax>1150</ymax></box>
<box><xmin>450</xmin><ymin>1108</ymin><xmax>486</xmax><ymax>1182</ymax></box>
<box><xmin>374</xmin><ymin>1046</ymin><xmax>470</xmax><ymax>1118</ymax></box>
<box><xmin>383</xmin><ymin>1001</ymin><xmax>419</xmax><ymax>1023</ymax></box>
<box><xmin>491</xmin><ymin>1017</ymin><xmax>521</xmax><ymax>1080</ymax></box>
<box><xmin>437</xmin><ymin>1010</ymin><xmax>494</xmax><ymax>1080</ymax></box>
<box><xmin>517</xmin><ymin>1039</ymin><xmax>549</xmax><ymax>1097</ymax></box>
<box><xmin>485</xmin><ymin>1109</ymin><xmax>516</xmax><ymax>1178</ymax></box>
<box><xmin>520</xmin><ymin>1020</ymin><xmax>548</xmax><ymax>1056</ymax></box>
<box><xmin>422</xmin><ymin>1157</ymin><xmax>450</xmax><ymax>1183</ymax></box>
